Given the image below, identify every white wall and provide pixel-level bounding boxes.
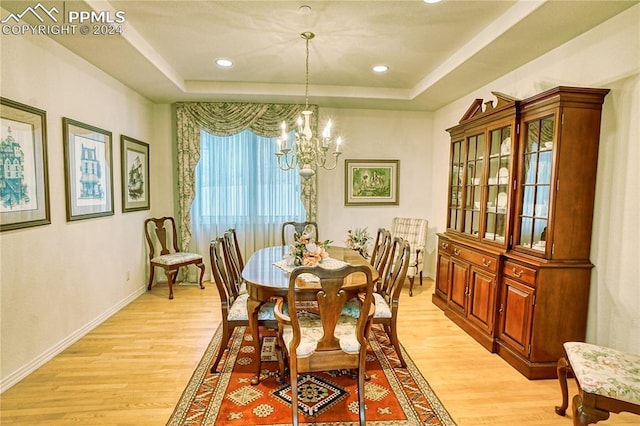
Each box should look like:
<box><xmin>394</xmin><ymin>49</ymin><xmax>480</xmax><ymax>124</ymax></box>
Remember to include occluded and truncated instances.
<box><xmin>430</xmin><ymin>5</ymin><xmax>640</xmax><ymax>353</ymax></box>
<box><xmin>315</xmin><ymin>108</ymin><xmax>436</xmax><ymax>272</ymax></box>
<box><xmin>0</xmin><ymin>34</ymin><xmax>174</xmax><ymax>391</ymax></box>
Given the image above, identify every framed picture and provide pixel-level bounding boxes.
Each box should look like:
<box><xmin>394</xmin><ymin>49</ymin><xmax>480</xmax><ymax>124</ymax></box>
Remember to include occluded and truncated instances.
<box><xmin>345</xmin><ymin>159</ymin><xmax>399</xmax><ymax>206</ymax></box>
<box><xmin>0</xmin><ymin>98</ymin><xmax>51</xmax><ymax>231</ymax></box>
<box><xmin>121</xmin><ymin>135</ymin><xmax>150</xmax><ymax>212</ymax></box>
<box><xmin>62</xmin><ymin>118</ymin><xmax>114</xmax><ymax>221</ymax></box>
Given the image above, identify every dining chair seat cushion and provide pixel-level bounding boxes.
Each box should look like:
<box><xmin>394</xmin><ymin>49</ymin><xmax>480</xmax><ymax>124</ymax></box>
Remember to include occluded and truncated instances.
<box><xmin>342</xmin><ymin>294</ymin><xmax>390</xmax><ymax>319</ymax></box>
<box><xmin>282</xmin><ymin>314</ymin><xmax>361</xmax><ymax>357</ymax></box>
<box><xmin>151</xmin><ymin>252</ymin><xmax>202</xmax><ymax>265</ymax></box>
<box><xmin>372</xmin><ymin>293</ymin><xmax>392</xmax><ymax>318</ymax></box>
<box><xmin>564</xmin><ymin>341</ymin><xmax>640</xmax><ymax>405</ymax></box>
<box><xmin>228</xmin><ymin>293</ymin><xmax>275</xmax><ymax>321</ymax></box>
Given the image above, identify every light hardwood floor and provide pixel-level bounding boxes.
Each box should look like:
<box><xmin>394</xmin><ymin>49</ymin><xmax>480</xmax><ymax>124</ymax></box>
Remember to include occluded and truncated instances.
<box><xmin>1</xmin><ymin>279</ymin><xmax>637</xmax><ymax>425</ymax></box>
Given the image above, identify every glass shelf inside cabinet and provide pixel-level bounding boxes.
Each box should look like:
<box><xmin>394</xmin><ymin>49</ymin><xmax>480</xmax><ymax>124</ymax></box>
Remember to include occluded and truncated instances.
<box><xmin>448</xmin><ymin>141</ymin><xmax>464</xmax><ymax>232</ymax></box>
<box><xmin>463</xmin><ymin>133</ymin><xmax>484</xmax><ymax>236</ymax></box>
<box><xmin>518</xmin><ymin>116</ymin><xmax>553</xmax><ymax>252</ymax></box>
<box><xmin>484</xmin><ymin>126</ymin><xmax>511</xmax><ymax>244</ymax></box>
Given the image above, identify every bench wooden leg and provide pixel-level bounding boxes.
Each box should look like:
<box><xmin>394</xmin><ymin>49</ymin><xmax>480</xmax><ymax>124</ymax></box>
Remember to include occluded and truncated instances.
<box><xmin>555</xmin><ymin>356</ymin><xmax>571</xmax><ymax>416</ymax></box>
<box><xmin>572</xmin><ymin>394</ymin><xmax>610</xmax><ymax>426</ymax></box>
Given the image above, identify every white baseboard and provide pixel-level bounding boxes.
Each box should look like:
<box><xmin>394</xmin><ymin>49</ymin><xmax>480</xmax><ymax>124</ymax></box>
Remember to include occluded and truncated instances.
<box><xmin>0</xmin><ymin>287</ymin><xmax>145</xmax><ymax>394</ymax></box>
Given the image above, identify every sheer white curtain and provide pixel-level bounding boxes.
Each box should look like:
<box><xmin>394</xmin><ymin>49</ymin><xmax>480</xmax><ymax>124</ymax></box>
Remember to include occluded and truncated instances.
<box><xmin>191</xmin><ymin>129</ymin><xmax>305</xmax><ymax>275</ymax></box>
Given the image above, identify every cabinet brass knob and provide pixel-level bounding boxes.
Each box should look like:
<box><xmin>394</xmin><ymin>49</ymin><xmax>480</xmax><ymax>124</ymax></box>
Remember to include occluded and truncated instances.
<box><xmin>482</xmin><ymin>258</ymin><xmax>492</xmax><ymax>267</ymax></box>
<box><xmin>442</xmin><ymin>243</ymin><xmax>449</xmax><ymax>249</ymax></box>
<box><xmin>512</xmin><ymin>267</ymin><xmax>524</xmax><ymax>278</ymax></box>
<box><xmin>454</xmin><ymin>248</ymin><xmax>461</xmax><ymax>256</ymax></box>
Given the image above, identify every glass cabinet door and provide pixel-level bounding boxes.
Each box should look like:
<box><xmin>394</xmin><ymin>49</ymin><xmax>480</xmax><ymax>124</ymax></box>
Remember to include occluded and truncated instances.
<box><xmin>448</xmin><ymin>140</ymin><xmax>464</xmax><ymax>232</ymax></box>
<box><xmin>464</xmin><ymin>133</ymin><xmax>484</xmax><ymax>236</ymax></box>
<box><xmin>484</xmin><ymin>126</ymin><xmax>511</xmax><ymax>244</ymax></box>
<box><xmin>517</xmin><ymin>116</ymin><xmax>554</xmax><ymax>252</ymax></box>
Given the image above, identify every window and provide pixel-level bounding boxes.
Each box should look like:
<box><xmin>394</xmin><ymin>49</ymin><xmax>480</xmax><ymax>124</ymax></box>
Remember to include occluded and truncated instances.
<box><xmin>193</xmin><ymin>129</ymin><xmax>305</xmax><ymax>226</ymax></box>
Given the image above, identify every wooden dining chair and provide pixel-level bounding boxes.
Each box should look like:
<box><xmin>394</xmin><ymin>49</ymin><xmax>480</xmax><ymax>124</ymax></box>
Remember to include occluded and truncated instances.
<box><xmin>209</xmin><ymin>238</ymin><xmax>277</xmax><ymax>373</ymax></box>
<box><xmin>281</xmin><ymin>221</ymin><xmax>319</xmax><ymax>246</ymax></box>
<box><xmin>370</xmin><ymin>228</ymin><xmax>392</xmax><ymax>282</ymax></box>
<box><xmin>273</xmin><ymin>264</ymin><xmax>375</xmax><ymax>426</ymax></box>
<box><xmin>144</xmin><ymin>216</ymin><xmax>205</xmax><ymax>299</ymax></box>
<box><xmin>372</xmin><ymin>237</ymin><xmax>411</xmax><ymax>368</ymax></box>
<box><xmin>221</xmin><ymin>228</ymin><xmax>245</xmax><ymax>294</ymax></box>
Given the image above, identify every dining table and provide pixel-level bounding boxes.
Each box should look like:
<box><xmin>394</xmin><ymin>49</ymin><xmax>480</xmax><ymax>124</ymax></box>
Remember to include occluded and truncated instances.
<box><xmin>242</xmin><ymin>245</ymin><xmax>378</xmax><ymax>385</ymax></box>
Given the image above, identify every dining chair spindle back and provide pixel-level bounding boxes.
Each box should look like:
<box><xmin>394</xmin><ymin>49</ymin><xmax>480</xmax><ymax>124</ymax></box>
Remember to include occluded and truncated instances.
<box><xmin>370</xmin><ymin>228</ymin><xmax>392</xmax><ymax>282</ymax></box>
<box><xmin>281</xmin><ymin>221</ymin><xmax>319</xmax><ymax>246</ymax></box>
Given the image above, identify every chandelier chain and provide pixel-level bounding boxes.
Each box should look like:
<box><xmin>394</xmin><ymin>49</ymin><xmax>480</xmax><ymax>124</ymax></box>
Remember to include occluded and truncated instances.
<box><xmin>304</xmin><ymin>33</ymin><xmax>310</xmax><ymax>109</ymax></box>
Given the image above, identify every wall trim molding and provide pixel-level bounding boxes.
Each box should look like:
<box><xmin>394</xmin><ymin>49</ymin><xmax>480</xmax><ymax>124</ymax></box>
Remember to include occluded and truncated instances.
<box><xmin>0</xmin><ymin>287</ymin><xmax>146</xmax><ymax>394</ymax></box>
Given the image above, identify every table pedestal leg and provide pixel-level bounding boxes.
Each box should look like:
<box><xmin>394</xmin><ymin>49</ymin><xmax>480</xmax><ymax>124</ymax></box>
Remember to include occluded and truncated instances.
<box><xmin>247</xmin><ymin>296</ymin><xmax>262</xmax><ymax>385</ymax></box>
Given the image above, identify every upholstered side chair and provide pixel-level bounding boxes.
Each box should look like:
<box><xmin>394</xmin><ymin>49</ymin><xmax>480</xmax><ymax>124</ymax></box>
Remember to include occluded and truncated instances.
<box><xmin>391</xmin><ymin>217</ymin><xmax>428</xmax><ymax>296</ymax></box>
<box><xmin>144</xmin><ymin>216</ymin><xmax>205</xmax><ymax>299</ymax></box>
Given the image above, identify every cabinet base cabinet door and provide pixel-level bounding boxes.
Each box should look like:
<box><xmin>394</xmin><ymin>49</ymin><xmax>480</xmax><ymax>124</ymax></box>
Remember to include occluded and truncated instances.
<box><xmin>498</xmin><ymin>278</ymin><xmax>534</xmax><ymax>356</ymax></box>
<box><xmin>447</xmin><ymin>259</ymin><xmax>469</xmax><ymax>315</ymax></box>
<box><xmin>435</xmin><ymin>253</ymin><xmax>451</xmax><ymax>299</ymax></box>
<box><xmin>467</xmin><ymin>267</ymin><xmax>497</xmax><ymax>335</ymax></box>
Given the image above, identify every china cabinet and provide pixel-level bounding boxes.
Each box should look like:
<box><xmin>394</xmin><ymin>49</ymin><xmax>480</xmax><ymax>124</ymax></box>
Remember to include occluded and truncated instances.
<box><xmin>433</xmin><ymin>86</ymin><xmax>609</xmax><ymax>379</ymax></box>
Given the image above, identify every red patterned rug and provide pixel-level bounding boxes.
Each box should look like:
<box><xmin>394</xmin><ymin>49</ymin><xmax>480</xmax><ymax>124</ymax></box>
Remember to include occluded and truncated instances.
<box><xmin>168</xmin><ymin>324</ymin><xmax>456</xmax><ymax>425</ymax></box>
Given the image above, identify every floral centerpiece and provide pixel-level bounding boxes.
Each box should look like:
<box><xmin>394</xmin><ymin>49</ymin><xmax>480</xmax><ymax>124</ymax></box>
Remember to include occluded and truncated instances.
<box><xmin>289</xmin><ymin>231</ymin><xmax>332</xmax><ymax>267</ymax></box>
<box><xmin>345</xmin><ymin>227</ymin><xmax>371</xmax><ymax>258</ymax></box>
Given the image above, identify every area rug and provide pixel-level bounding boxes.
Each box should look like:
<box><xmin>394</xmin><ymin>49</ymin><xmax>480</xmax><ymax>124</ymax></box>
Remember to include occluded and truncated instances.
<box><xmin>168</xmin><ymin>324</ymin><xmax>456</xmax><ymax>425</ymax></box>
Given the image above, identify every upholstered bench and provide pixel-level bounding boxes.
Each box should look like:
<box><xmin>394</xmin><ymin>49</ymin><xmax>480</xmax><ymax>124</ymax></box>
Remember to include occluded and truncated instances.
<box><xmin>555</xmin><ymin>341</ymin><xmax>640</xmax><ymax>425</ymax></box>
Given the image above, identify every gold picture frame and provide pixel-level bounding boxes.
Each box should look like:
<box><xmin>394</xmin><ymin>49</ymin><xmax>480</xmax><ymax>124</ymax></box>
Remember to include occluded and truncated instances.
<box><xmin>344</xmin><ymin>159</ymin><xmax>399</xmax><ymax>206</ymax></box>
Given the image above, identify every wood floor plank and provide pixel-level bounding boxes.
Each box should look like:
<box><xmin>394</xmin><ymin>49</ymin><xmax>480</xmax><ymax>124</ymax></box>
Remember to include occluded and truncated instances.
<box><xmin>1</xmin><ymin>280</ymin><xmax>638</xmax><ymax>425</ymax></box>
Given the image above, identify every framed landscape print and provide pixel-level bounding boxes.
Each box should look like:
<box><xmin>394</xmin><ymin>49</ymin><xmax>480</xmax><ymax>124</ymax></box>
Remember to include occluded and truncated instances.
<box><xmin>345</xmin><ymin>159</ymin><xmax>399</xmax><ymax>206</ymax></box>
<box><xmin>0</xmin><ymin>98</ymin><xmax>51</xmax><ymax>231</ymax></box>
<box><xmin>62</xmin><ymin>118</ymin><xmax>114</xmax><ymax>221</ymax></box>
<box><xmin>121</xmin><ymin>135</ymin><xmax>150</xmax><ymax>212</ymax></box>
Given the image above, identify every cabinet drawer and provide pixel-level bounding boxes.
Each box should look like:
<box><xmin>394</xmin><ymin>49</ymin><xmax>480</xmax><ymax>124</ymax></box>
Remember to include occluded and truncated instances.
<box><xmin>504</xmin><ymin>261</ymin><xmax>537</xmax><ymax>285</ymax></box>
<box><xmin>438</xmin><ymin>239</ymin><xmax>453</xmax><ymax>254</ymax></box>
<box><xmin>451</xmin><ymin>245</ymin><xmax>498</xmax><ymax>273</ymax></box>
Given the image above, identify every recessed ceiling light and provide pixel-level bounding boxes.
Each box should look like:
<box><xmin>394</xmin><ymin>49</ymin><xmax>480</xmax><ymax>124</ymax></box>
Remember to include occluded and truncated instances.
<box><xmin>372</xmin><ymin>65</ymin><xmax>389</xmax><ymax>73</ymax></box>
<box><xmin>215</xmin><ymin>58</ymin><xmax>233</xmax><ymax>68</ymax></box>
<box><xmin>424</xmin><ymin>0</ymin><xmax>442</xmax><ymax>3</ymax></box>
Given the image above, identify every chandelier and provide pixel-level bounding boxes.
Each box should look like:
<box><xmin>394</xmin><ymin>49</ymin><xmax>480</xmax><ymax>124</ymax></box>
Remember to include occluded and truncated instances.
<box><xmin>275</xmin><ymin>31</ymin><xmax>342</xmax><ymax>178</ymax></box>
